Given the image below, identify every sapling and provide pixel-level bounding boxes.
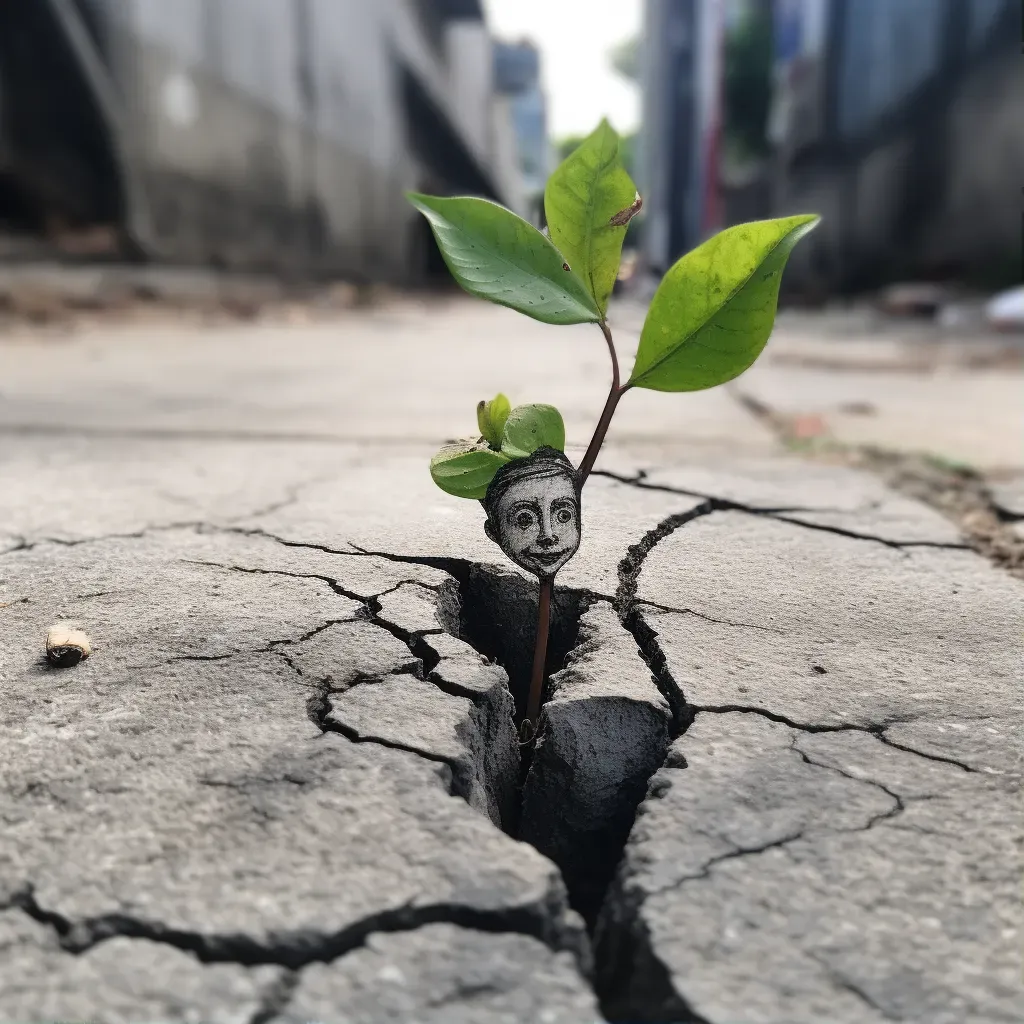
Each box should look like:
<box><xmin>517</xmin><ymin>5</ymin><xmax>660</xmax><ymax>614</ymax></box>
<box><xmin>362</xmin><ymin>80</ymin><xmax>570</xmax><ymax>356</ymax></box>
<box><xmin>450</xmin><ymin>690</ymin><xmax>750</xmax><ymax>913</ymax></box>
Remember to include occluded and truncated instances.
<box><xmin>409</xmin><ymin>120</ymin><xmax>818</xmax><ymax>738</ymax></box>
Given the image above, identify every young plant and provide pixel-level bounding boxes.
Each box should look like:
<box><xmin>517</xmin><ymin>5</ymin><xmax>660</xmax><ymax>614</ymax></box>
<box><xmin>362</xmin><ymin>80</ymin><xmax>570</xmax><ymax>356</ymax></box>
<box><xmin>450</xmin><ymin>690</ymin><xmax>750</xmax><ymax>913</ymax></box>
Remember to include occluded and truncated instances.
<box><xmin>409</xmin><ymin>119</ymin><xmax>818</xmax><ymax>737</ymax></box>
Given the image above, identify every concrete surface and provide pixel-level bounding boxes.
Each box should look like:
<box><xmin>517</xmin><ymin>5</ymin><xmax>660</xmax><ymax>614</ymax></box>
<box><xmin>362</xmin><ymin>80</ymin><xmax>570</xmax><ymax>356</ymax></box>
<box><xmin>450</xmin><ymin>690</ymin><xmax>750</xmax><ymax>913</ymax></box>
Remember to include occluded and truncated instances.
<box><xmin>0</xmin><ymin>297</ymin><xmax>1020</xmax><ymax>1023</ymax></box>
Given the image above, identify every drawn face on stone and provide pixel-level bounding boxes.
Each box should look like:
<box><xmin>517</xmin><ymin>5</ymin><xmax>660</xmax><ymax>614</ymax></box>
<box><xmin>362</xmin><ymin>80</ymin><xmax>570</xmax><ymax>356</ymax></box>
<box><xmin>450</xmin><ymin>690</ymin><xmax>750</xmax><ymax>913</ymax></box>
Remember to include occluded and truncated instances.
<box><xmin>483</xmin><ymin>448</ymin><xmax>581</xmax><ymax>579</ymax></box>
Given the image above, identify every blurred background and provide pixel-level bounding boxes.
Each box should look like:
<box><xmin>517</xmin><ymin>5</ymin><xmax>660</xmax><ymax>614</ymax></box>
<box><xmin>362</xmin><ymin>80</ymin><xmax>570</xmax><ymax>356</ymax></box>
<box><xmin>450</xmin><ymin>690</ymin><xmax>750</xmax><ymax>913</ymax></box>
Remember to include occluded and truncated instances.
<box><xmin>0</xmin><ymin>0</ymin><xmax>1019</xmax><ymax>301</ymax></box>
<box><xmin>0</xmin><ymin>0</ymin><xmax>1021</xmax><ymax>576</ymax></box>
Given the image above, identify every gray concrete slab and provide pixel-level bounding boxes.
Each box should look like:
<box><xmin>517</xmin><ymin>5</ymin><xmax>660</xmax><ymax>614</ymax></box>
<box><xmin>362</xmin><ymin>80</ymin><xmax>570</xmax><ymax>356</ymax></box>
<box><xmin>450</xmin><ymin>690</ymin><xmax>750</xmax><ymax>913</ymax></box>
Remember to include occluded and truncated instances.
<box><xmin>0</xmin><ymin>912</ymin><xmax>276</xmax><ymax>1024</ymax></box>
<box><xmin>632</xmin><ymin>512</ymin><xmax>1021</xmax><ymax>769</ymax></box>
<box><xmin>597</xmin><ymin>713</ymin><xmax>1021</xmax><ymax>1024</ymax></box>
<box><xmin>1</xmin><ymin>299</ymin><xmax>1020</xmax><ymax>1022</ymax></box>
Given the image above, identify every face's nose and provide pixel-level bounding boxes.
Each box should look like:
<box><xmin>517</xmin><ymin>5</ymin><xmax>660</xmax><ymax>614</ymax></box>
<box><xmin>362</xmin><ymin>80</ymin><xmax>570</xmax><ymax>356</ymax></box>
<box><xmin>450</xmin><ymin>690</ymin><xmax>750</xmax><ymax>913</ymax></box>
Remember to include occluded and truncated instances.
<box><xmin>536</xmin><ymin>510</ymin><xmax>558</xmax><ymax>547</ymax></box>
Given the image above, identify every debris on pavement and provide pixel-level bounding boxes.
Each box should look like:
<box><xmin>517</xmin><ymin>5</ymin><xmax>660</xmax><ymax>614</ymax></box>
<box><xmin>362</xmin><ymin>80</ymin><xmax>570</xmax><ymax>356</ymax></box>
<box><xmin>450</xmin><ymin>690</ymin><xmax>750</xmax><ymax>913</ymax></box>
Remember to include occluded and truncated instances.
<box><xmin>45</xmin><ymin>624</ymin><xmax>92</xmax><ymax>667</ymax></box>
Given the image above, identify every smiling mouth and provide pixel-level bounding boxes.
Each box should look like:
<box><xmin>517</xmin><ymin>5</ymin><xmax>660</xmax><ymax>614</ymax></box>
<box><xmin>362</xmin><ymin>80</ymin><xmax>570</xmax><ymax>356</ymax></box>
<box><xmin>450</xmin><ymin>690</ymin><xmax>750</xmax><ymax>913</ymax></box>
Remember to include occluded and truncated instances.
<box><xmin>524</xmin><ymin>549</ymin><xmax>572</xmax><ymax>568</ymax></box>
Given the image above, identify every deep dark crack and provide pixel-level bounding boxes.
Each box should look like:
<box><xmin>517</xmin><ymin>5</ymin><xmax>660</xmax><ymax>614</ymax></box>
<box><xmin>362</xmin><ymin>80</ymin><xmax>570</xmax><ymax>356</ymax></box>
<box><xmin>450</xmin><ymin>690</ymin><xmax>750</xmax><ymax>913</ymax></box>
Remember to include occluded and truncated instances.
<box><xmin>10</xmin><ymin>885</ymin><xmax>584</xmax><ymax>973</ymax></box>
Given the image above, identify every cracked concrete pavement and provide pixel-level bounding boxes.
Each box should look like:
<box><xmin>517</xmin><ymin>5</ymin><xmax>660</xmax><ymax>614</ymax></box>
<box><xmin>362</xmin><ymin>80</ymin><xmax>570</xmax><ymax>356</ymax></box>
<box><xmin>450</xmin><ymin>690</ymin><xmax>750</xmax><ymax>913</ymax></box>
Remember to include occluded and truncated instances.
<box><xmin>0</xmin><ymin>297</ymin><xmax>1020</xmax><ymax>1023</ymax></box>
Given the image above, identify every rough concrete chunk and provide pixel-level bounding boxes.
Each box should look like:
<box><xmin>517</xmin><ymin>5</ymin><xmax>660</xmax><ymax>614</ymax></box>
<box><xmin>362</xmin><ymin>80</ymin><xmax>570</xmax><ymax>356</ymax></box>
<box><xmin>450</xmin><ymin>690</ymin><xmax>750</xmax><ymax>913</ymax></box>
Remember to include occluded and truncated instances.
<box><xmin>286</xmin><ymin>620</ymin><xmax>422</xmax><ymax>689</ymax></box>
<box><xmin>275</xmin><ymin>924</ymin><xmax>602</xmax><ymax>1024</ymax></box>
<box><xmin>596</xmin><ymin>713</ymin><xmax>1022</xmax><ymax>1024</ymax></box>
<box><xmin>0</xmin><ymin>538</ymin><xmax>589</xmax><ymax>1022</ymax></box>
<box><xmin>635</xmin><ymin>513</ymin><xmax>1021</xmax><ymax>772</ymax></box>
<box><xmin>375</xmin><ymin>580</ymin><xmax>456</xmax><ymax>636</ymax></box>
<box><xmin>520</xmin><ymin>602</ymin><xmax>671</xmax><ymax>923</ymax></box>
<box><xmin>0</xmin><ymin>911</ymin><xmax>275</xmax><ymax>1023</ymax></box>
<box><xmin>325</xmin><ymin>673</ymin><xmax>516</xmax><ymax>827</ymax></box>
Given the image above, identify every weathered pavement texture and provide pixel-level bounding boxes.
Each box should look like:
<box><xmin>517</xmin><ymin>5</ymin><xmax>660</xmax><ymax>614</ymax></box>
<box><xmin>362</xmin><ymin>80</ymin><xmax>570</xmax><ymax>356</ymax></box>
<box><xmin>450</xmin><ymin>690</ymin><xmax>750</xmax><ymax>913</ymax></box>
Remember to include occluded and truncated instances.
<box><xmin>0</xmin><ymin>298</ymin><xmax>1020</xmax><ymax>1023</ymax></box>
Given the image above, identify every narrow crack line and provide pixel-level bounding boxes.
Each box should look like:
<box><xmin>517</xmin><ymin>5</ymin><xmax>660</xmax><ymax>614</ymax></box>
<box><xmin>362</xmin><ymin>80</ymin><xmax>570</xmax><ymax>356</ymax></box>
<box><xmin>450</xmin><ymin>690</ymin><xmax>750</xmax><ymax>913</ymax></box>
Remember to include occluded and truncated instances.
<box><xmin>232</xmin><ymin>474</ymin><xmax>333</xmax><ymax>525</ymax></box>
<box><xmin>875</xmin><ymin>731</ymin><xmax>981</xmax><ymax>774</ymax></box>
<box><xmin>730</xmin><ymin>390</ymin><xmax>1021</xmax><ymax>576</ymax></box>
<box><xmin>789</xmin><ymin>737</ymin><xmax>906</xmax><ymax>831</ymax></box>
<box><xmin>766</xmin><ymin>511</ymin><xmax>968</xmax><ymax>552</ymax></box>
<box><xmin>693</xmin><ymin>704</ymin><xmax>902</xmax><ymax>736</ymax></box>
<box><xmin>697</xmin><ymin>705</ymin><xmax>982</xmax><ymax>774</ymax></box>
<box><xmin>179</xmin><ymin>560</ymin><xmax>452</xmax><ymax>676</ymax></box>
<box><xmin>807</xmin><ymin>951</ymin><xmax>901</xmax><ymax>1021</ymax></box>
<box><xmin>594</xmin><ymin>469</ymin><xmax>969</xmax><ymax>551</ymax></box>
<box><xmin>647</xmin><ymin>831</ymin><xmax>807</xmax><ymax>897</ymax></box>
<box><xmin>346</xmin><ymin>543</ymin><xmax>479</xmax><ymax>580</ymax></box>
<box><xmin>180</xmin><ymin>558</ymin><xmax>371</xmax><ymax>605</ymax></box>
<box><xmin>636</xmin><ymin>600</ymin><xmax>786</xmax><ymax>635</ymax></box>
<box><xmin>249</xmin><ymin>970</ymin><xmax>299</xmax><ymax>1024</ymax></box>
<box><xmin>207</xmin><ymin>525</ymin><xmax>356</xmax><ymax>557</ymax></box>
<box><xmin>594</xmin><ymin>469</ymin><xmax>838</xmax><ymax>515</ymax></box>
<box><xmin>158</xmin><ymin>618</ymin><xmax>360</xmax><ymax>669</ymax></box>
<box><xmin>308</xmin><ymin>683</ymin><xmax>465</xmax><ymax>799</ymax></box>
<box><xmin>11</xmin><ymin>885</ymin><xmax>581</xmax><ymax>971</ymax></box>
<box><xmin>3</xmin><ymin>520</ymin><xmax>207</xmax><ymax>555</ymax></box>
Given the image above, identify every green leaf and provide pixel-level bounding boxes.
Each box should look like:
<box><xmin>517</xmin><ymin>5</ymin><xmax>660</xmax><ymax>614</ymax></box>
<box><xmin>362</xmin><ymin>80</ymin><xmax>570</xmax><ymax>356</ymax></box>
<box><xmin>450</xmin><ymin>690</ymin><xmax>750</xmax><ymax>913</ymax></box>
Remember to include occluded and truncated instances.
<box><xmin>501</xmin><ymin>404</ymin><xmax>566</xmax><ymax>460</ymax></box>
<box><xmin>628</xmin><ymin>215</ymin><xmax>820</xmax><ymax>392</ymax></box>
<box><xmin>407</xmin><ymin>193</ymin><xmax>601</xmax><ymax>326</ymax></box>
<box><xmin>430</xmin><ymin>440</ymin><xmax>510</xmax><ymax>499</ymax></box>
<box><xmin>545</xmin><ymin>119</ymin><xmax>639</xmax><ymax>317</ymax></box>
<box><xmin>477</xmin><ymin>393</ymin><xmax>511</xmax><ymax>449</ymax></box>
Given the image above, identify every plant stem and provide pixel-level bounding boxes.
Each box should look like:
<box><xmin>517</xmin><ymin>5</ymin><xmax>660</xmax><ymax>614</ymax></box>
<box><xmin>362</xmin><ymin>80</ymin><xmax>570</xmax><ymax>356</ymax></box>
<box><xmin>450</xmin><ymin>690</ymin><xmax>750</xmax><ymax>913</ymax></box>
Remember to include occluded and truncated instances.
<box><xmin>577</xmin><ymin>320</ymin><xmax>628</xmax><ymax>486</ymax></box>
<box><xmin>525</xmin><ymin>576</ymin><xmax>553</xmax><ymax>731</ymax></box>
<box><xmin>525</xmin><ymin>322</ymin><xmax>627</xmax><ymax>738</ymax></box>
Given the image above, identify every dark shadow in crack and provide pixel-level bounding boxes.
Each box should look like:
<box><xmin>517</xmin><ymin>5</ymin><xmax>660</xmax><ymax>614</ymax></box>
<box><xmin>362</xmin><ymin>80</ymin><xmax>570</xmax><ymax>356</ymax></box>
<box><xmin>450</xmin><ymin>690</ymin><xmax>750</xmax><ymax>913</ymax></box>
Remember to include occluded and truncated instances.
<box><xmin>346</xmin><ymin>548</ymin><xmax>593</xmax><ymax>724</ymax></box>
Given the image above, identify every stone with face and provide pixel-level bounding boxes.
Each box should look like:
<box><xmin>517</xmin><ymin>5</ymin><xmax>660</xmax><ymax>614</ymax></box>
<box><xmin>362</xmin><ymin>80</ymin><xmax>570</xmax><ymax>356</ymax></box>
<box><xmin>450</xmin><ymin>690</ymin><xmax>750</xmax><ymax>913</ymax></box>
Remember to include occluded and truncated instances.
<box><xmin>483</xmin><ymin>448</ymin><xmax>581</xmax><ymax>580</ymax></box>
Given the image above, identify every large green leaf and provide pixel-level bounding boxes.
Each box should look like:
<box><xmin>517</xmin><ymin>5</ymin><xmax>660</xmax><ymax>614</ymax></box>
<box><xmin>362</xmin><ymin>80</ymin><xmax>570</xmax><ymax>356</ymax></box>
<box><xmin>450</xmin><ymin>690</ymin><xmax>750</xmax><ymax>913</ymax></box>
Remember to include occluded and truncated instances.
<box><xmin>407</xmin><ymin>193</ymin><xmax>601</xmax><ymax>325</ymax></box>
<box><xmin>628</xmin><ymin>215</ymin><xmax>820</xmax><ymax>392</ymax></box>
<box><xmin>544</xmin><ymin>119</ymin><xmax>639</xmax><ymax>318</ymax></box>
<box><xmin>430</xmin><ymin>440</ymin><xmax>510</xmax><ymax>499</ymax></box>
<box><xmin>501</xmin><ymin>404</ymin><xmax>566</xmax><ymax>460</ymax></box>
<box><xmin>477</xmin><ymin>393</ymin><xmax>511</xmax><ymax>450</ymax></box>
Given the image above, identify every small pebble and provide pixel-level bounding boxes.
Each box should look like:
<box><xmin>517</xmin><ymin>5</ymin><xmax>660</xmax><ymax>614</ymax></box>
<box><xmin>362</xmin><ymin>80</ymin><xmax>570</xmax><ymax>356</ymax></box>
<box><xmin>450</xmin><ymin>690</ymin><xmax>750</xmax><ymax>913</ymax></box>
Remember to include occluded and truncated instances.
<box><xmin>46</xmin><ymin>625</ymin><xmax>91</xmax><ymax>668</ymax></box>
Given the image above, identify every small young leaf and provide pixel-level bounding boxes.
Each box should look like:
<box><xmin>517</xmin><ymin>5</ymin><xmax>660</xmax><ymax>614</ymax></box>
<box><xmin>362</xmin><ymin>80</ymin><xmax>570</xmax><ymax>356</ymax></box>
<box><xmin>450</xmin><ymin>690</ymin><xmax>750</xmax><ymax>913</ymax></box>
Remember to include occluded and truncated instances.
<box><xmin>501</xmin><ymin>404</ymin><xmax>566</xmax><ymax>460</ymax></box>
<box><xmin>628</xmin><ymin>215</ymin><xmax>820</xmax><ymax>392</ymax></box>
<box><xmin>430</xmin><ymin>440</ymin><xmax>510</xmax><ymax>499</ymax></box>
<box><xmin>545</xmin><ymin>119</ymin><xmax>638</xmax><ymax>317</ymax></box>
<box><xmin>477</xmin><ymin>393</ymin><xmax>511</xmax><ymax>449</ymax></box>
<box><xmin>407</xmin><ymin>193</ymin><xmax>601</xmax><ymax>325</ymax></box>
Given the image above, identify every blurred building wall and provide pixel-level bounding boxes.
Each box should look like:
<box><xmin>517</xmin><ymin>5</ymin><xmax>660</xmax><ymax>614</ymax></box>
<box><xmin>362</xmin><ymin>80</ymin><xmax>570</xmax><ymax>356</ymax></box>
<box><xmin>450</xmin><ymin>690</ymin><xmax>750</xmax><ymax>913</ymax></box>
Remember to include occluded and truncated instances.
<box><xmin>768</xmin><ymin>0</ymin><xmax>1022</xmax><ymax>293</ymax></box>
<box><xmin>640</xmin><ymin>0</ymin><xmax>725</xmax><ymax>275</ymax></box>
<box><xmin>0</xmin><ymin>0</ymin><xmax>526</xmax><ymax>282</ymax></box>
<box><xmin>643</xmin><ymin>0</ymin><xmax>1022</xmax><ymax>293</ymax></box>
<box><xmin>493</xmin><ymin>40</ymin><xmax>551</xmax><ymax>221</ymax></box>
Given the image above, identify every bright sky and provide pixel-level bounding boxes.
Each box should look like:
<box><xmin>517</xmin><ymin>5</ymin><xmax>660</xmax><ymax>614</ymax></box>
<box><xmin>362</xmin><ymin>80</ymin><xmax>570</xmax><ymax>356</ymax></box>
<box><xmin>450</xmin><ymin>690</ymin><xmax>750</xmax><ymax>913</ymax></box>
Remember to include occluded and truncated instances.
<box><xmin>483</xmin><ymin>0</ymin><xmax>643</xmax><ymax>139</ymax></box>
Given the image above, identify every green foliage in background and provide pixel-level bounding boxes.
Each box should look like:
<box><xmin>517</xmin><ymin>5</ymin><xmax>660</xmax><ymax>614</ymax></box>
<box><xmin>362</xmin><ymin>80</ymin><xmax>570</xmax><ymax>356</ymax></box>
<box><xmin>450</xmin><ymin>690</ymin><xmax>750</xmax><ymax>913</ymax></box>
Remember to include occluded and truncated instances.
<box><xmin>409</xmin><ymin>120</ymin><xmax>818</xmax><ymax>500</ymax></box>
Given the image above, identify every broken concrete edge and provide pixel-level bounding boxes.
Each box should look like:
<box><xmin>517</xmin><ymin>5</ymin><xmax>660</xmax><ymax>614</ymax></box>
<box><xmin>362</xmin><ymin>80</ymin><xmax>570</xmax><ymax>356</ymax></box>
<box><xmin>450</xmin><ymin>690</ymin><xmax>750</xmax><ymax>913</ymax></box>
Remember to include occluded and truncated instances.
<box><xmin>521</xmin><ymin>603</ymin><xmax>672</xmax><ymax>925</ymax></box>
<box><xmin>6</xmin><ymin>879</ymin><xmax>592</xmax><ymax>982</ymax></box>
<box><xmin>8</xmin><ymin>482</ymin><xmax>1007</xmax><ymax>1022</ymax></box>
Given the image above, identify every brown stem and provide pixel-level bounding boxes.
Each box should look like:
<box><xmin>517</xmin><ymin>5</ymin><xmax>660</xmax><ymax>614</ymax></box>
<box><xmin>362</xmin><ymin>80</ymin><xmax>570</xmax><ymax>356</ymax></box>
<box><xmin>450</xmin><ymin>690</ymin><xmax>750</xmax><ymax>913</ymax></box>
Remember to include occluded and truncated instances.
<box><xmin>576</xmin><ymin>321</ymin><xmax>628</xmax><ymax>486</ymax></box>
<box><xmin>524</xmin><ymin>576</ymin><xmax>553</xmax><ymax>731</ymax></box>
<box><xmin>525</xmin><ymin>322</ymin><xmax>627</xmax><ymax>737</ymax></box>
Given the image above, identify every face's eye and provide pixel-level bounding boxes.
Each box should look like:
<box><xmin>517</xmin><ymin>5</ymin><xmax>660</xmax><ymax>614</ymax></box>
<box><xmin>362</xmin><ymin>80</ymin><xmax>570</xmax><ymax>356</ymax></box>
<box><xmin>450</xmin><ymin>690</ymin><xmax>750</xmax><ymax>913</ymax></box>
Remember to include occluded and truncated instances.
<box><xmin>554</xmin><ymin>506</ymin><xmax>575</xmax><ymax>525</ymax></box>
<box><xmin>514</xmin><ymin>510</ymin><xmax>537</xmax><ymax>531</ymax></box>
